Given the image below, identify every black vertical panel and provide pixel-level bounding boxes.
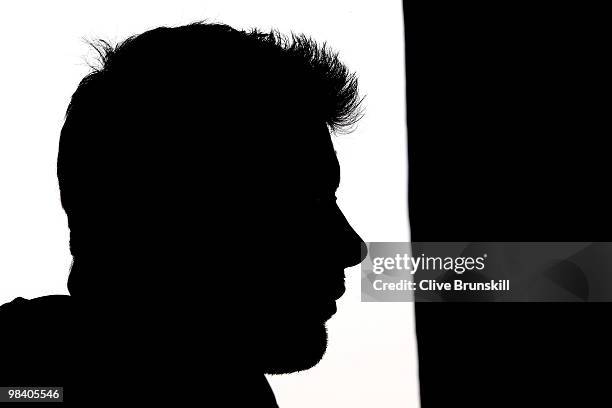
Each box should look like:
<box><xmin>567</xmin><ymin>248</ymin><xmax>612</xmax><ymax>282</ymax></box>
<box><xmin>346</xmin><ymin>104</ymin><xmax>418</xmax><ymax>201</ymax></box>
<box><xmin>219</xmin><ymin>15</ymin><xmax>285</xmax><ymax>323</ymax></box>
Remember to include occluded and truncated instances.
<box><xmin>406</xmin><ymin>3</ymin><xmax>610</xmax><ymax>406</ymax></box>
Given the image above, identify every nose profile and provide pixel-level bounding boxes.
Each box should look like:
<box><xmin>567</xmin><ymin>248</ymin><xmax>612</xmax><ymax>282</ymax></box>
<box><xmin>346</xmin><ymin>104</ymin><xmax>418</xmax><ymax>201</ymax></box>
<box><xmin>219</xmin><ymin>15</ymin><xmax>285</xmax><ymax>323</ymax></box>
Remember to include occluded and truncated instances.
<box><xmin>356</xmin><ymin>240</ymin><xmax>368</xmax><ymax>266</ymax></box>
<box><xmin>336</xmin><ymin>205</ymin><xmax>368</xmax><ymax>268</ymax></box>
<box><xmin>344</xmin><ymin>233</ymin><xmax>367</xmax><ymax>268</ymax></box>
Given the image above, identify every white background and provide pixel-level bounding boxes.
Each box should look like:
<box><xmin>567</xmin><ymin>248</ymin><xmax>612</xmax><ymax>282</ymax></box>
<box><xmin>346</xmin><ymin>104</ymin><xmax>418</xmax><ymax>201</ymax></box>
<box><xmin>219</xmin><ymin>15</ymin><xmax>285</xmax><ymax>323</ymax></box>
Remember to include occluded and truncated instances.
<box><xmin>0</xmin><ymin>1</ymin><xmax>418</xmax><ymax>407</ymax></box>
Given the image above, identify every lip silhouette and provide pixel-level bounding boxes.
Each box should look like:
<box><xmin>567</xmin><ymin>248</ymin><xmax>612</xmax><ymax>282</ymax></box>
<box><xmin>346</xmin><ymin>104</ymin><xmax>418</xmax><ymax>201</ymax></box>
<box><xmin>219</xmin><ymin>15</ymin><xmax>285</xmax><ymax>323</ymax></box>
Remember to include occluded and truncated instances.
<box><xmin>322</xmin><ymin>302</ymin><xmax>338</xmax><ymax>321</ymax></box>
<box><xmin>320</xmin><ymin>274</ymin><xmax>346</xmax><ymax>320</ymax></box>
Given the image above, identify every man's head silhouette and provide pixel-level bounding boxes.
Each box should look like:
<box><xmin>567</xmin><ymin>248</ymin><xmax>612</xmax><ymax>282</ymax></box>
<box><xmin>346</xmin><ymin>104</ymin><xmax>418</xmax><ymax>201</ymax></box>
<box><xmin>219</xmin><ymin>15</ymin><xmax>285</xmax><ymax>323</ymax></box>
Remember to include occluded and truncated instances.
<box><xmin>56</xmin><ymin>22</ymin><xmax>366</xmax><ymax>397</ymax></box>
